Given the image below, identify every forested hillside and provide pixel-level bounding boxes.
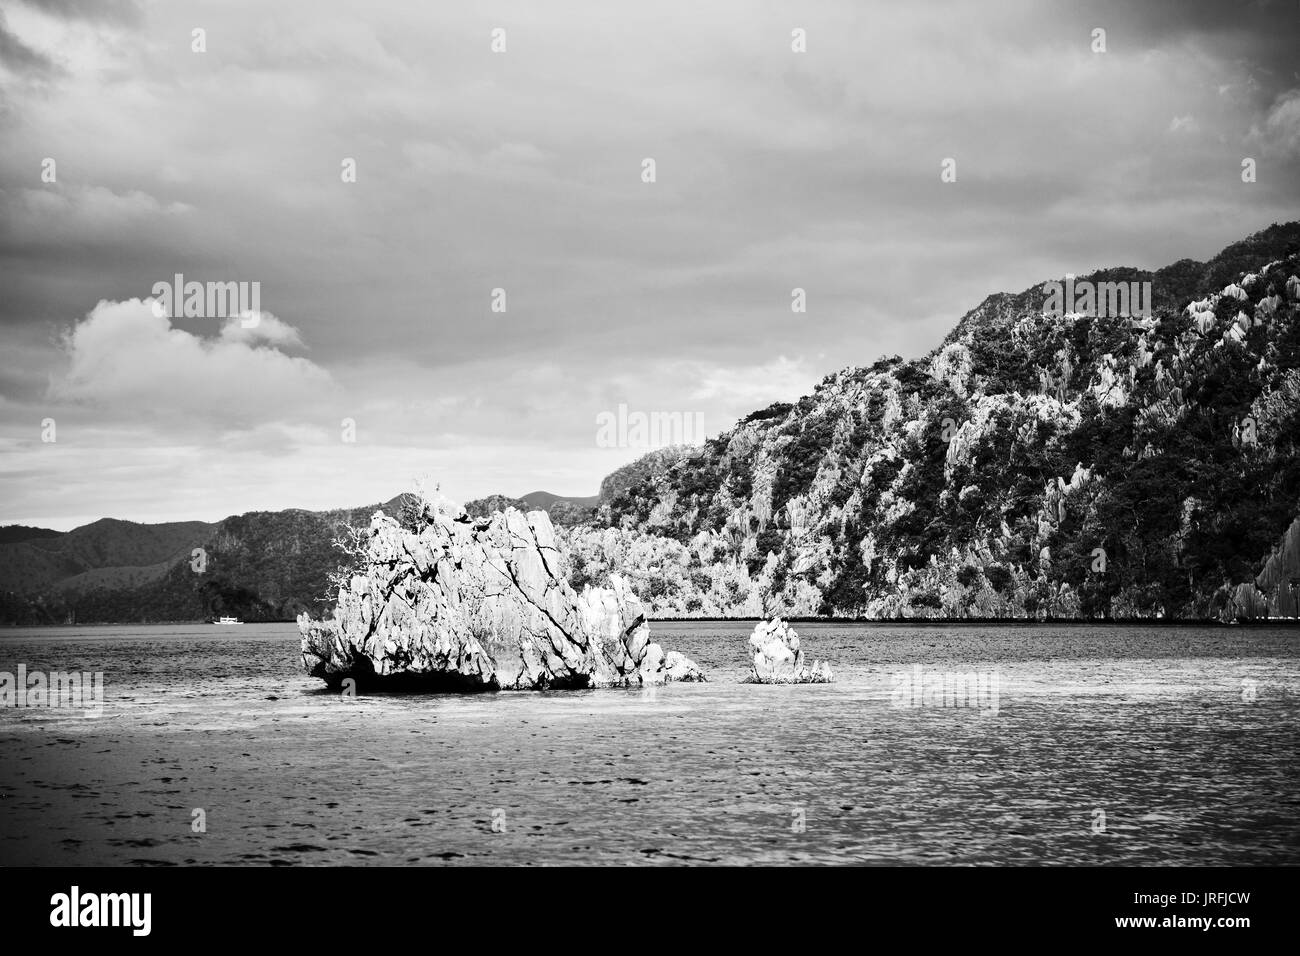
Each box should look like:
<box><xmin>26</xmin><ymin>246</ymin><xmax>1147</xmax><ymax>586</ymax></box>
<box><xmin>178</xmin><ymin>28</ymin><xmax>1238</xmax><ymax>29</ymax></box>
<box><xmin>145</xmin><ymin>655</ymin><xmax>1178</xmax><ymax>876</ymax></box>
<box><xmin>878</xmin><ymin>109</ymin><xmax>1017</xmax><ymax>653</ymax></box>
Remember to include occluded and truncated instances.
<box><xmin>564</xmin><ymin>224</ymin><xmax>1300</xmax><ymax>620</ymax></box>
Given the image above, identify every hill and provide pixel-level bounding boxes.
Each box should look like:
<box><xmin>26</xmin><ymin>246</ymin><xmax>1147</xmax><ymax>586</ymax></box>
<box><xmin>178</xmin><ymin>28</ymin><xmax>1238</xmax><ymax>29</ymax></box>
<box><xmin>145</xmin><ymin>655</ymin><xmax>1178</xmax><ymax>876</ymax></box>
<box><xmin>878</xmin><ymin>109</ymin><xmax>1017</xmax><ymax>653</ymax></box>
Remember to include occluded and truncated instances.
<box><xmin>0</xmin><ymin>501</ymin><xmax>403</xmax><ymax>624</ymax></box>
<box><xmin>564</xmin><ymin>223</ymin><xmax>1300</xmax><ymax>620</ymax></box>
<box><xmin>0</xmin><ymin>518</ymin><xmax>216</xmax><ymax>596</ymax></box>
<box><xmin>465</xmin><ymin>490</ymin><xmax>599</xmax><ymax>526</ymax></box>
<box><xmin>0</xmin><ymin>525</ymin><xmax>63</xmax><ymax>545</ymax></box>
<box><xmin>519</xmin><ymin>490</ymin><xmax>600</xmax><ymax>511</ymax></box>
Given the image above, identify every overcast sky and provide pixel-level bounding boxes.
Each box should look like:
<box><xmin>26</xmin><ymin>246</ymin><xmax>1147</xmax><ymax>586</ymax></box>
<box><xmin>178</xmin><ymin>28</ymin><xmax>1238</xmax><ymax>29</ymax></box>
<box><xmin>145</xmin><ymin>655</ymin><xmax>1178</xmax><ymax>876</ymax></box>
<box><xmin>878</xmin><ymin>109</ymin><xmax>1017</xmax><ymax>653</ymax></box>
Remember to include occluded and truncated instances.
<box><xmin>2</xmin><ymin>0</ymin><xmax>1299</xmax><ymax>530</ymax></box>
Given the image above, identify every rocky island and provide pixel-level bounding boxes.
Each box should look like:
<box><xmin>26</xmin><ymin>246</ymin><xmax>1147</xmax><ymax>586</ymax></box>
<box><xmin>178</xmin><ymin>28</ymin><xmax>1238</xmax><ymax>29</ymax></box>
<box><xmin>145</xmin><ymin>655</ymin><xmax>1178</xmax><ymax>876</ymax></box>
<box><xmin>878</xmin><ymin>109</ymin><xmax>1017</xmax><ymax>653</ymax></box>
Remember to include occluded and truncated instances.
<box><xmin>744</xmin><ymin>618</ymin><xmax>834</xmax><ymax>683</ymax></box>
<box><xmin>298</xmin><ymin>496</ymin><xmax>705</xmax><ymax>691</ymax></box>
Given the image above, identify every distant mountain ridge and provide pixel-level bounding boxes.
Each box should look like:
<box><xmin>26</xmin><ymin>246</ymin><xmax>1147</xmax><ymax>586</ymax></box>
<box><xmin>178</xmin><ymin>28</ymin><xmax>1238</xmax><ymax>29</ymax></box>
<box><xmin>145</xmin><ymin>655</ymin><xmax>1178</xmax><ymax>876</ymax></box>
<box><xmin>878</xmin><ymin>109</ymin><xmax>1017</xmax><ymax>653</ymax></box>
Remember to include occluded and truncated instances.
<box><xmin>0</xmin><ymin>502</ymin><xmax>402</xmax><ymax>624</ymax></box>
<box><xmin>0</xmin><ymin>525</ymin><xmax>63</xmax><ymax>545</ymax></box>
<box><xmin>0</xmin><ymin>518</ymin><xmax>216</xmax><ymax>596</ymax></box>
<box><xmin>520</xmin><ymin>490</ymin><xmax>600</xmax><ymax>511</ymax></box>
<box><xmin>0</xmin><ymin>491</ymin><xmax>593</xmax><ymax>623</ymax></box>
<box><xmin>464</xmin><ymin>490</ymin><xmax>599</xmax><ymax>525</ymax></box>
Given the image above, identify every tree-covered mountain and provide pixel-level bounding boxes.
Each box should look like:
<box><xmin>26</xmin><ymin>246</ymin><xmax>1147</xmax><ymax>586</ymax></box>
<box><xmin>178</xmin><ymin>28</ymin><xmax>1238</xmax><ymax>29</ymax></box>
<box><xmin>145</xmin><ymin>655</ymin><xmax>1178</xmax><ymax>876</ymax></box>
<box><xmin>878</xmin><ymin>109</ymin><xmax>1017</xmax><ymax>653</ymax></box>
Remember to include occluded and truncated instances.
<box><xmin>464</xmin><ymin>490</ymin><xmax>601</xmax><ymax>526</ymax></box>
<box><xmin>0</xmin><ymin>525</ymin><xmax>64</xmax><ymax>545</ymax></box>
<box><xmin>564</xmin><ymin>223</ymin><xmax>1300</xmax><ymax>621</ymax></box>
<box><xmin>0</xmin><ymin>518</ymin><xmax>216</xmax><ymax>596</ymax></box>
<box><xmin>0</xmin><ymin>502</ymin><xmax>401</xmax><ymax>624</ymax></box>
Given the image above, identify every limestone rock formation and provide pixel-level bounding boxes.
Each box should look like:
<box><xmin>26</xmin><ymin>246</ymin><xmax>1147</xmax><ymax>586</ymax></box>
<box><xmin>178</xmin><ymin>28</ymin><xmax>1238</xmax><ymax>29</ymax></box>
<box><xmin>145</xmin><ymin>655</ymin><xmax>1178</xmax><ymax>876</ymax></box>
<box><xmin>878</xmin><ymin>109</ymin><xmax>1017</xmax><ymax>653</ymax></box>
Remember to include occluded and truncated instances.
<box><xmin>299</xmin><ymin>499</ymin><xmax>705</xmax><ymax>690</ymax></box>
<box><xmin>1221</xmin><ymin>516</ymin><xmax>1300</xmax><ymax>621</ymax></box>
<box><xmin>743</xmin><ymin>618</ymin><xmax>834</xmax><ymax>683</ymax></box>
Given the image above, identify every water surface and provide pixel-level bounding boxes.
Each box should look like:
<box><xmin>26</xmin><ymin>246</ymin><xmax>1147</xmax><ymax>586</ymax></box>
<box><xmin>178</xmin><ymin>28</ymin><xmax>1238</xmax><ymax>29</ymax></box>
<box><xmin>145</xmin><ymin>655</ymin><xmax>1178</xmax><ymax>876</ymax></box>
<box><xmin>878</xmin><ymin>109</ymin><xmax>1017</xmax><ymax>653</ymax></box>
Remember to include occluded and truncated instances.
<box><xmin>0</xmin><ymin>622</ymin><xmax>1296</xmax><ymax>865</ymax></box>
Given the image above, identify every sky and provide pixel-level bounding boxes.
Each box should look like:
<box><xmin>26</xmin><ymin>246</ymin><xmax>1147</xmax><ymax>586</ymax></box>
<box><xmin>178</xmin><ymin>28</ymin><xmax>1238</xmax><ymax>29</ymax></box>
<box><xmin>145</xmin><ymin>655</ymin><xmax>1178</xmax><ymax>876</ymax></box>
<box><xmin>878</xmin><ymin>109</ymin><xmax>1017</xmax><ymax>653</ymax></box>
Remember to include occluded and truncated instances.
<box><xmin>2</xmin><ymin>0</ymin><xmax>1299</xmax><ymax>530</ymax></box>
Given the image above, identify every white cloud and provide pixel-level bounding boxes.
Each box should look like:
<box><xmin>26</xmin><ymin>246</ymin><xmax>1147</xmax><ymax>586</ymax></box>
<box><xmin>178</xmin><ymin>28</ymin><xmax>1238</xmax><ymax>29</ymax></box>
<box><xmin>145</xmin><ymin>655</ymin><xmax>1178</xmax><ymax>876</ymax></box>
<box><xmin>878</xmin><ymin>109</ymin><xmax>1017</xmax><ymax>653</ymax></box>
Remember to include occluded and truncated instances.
<box><xmin>50</xmin><ymin>298</ymin><xmax>334</xmax><ymax>422</ymax></box>
<box><xmin>403</xmin><ymin>140</ymin><xmax>550</xmax><ymax>180</ymax></box>
<box><xmin>1</xmin><ymin>185</ymin><xmax>190</xmax><ymax>246</ymax></box>
<box><xmin>218</xmin><ymin>313</ymin><xmax>305</xmax><ymax>349</ymax></box>
<box><xmin>687</xmin><ymin>355</ymin><xmax>815</xmax><ymax>406</ymax></box>
<box><xmin>1259</xmin><ymin>88</ymin><xmax>1300</xmax><ymax>157</ymax></box>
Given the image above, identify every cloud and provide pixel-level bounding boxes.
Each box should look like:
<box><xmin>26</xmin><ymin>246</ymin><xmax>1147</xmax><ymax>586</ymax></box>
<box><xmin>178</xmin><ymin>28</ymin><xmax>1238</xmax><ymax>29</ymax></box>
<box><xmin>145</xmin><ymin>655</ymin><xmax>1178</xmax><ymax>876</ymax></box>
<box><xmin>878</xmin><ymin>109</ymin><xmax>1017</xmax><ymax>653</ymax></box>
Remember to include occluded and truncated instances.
<box><xmin>13</xmin><ymin>0</ymin><xmax>141</xmax><ymax>25</ymax></box>
<box><xmin>0</xmin><ymin>9</ymin><xmax>60</xmax><ymax>78</ymax></box>
<box><xmin>403</xmin><ymin>140</ymin><xmax>551</xmax><ymax>181</ymax></box>
<box><xmin>687</xmin><ymin>356</ymin><xmax>816</xmax><ymax>408</ymax></box>
<box><xmin>3</xmin><ymin>0</ymin><xmax>1300</xmax><ymax>528</ymax></box>
<box><xmin>218</xmin><ymin>313</ymin><xmax>306</xmax><ymax>349</ymax></box>
<box><xmin>1258</xmin><ymin>88</ymin><xmax>1300</xmax><ymax>157</ymax></box>
<box><xmin>0</xmin><ymin>185</ymin><xmax>191</xmax><ymax>250</ymax></box>
<box><xmin>50</xmin><ymin>299</ymin><xmax>334</xmax><ymax>425</ymax></box>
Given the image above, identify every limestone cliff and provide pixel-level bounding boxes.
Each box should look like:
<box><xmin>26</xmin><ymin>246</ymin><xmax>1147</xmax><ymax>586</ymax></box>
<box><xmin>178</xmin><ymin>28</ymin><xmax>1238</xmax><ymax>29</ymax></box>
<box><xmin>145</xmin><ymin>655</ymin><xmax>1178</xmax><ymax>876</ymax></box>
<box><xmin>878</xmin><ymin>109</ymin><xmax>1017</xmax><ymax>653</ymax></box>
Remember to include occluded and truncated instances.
<box><xmin>299</xmin><ymin>500</ymin><xmax>704</xmax><ymax>690</ymax></box>
<box><xmin>568</xmin><ymin>223</ymin><xmax>1300</xmax><ymax>622</ymax></box>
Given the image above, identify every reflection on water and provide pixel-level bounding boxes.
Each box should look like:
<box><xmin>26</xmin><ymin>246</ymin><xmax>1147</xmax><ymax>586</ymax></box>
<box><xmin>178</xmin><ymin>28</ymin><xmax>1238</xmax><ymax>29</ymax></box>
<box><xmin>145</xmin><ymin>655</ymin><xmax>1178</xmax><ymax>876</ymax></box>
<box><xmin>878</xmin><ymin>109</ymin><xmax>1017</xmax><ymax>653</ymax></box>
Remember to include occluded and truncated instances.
<box><xmin>0</xmin><ymin>621</ymin><xmax>1296</xmax><ymax>865</ymax></box>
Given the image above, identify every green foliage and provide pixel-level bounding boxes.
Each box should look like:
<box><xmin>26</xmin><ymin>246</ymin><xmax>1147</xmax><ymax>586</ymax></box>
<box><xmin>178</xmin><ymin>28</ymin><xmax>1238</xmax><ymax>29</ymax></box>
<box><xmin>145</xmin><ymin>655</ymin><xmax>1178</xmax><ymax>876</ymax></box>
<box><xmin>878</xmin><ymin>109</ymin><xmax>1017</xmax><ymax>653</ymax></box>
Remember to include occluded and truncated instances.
<box><xmin>770</xmin><ymin>415</ymin><xmax>837</xmax><ymax>512</ymax></box>
<box><xmin>742</xmin><ymin>401</ymin><xmax>793</xmax><ymax>424</ymax></box>
<box><xmin>984</xmin><ymin>565</ymin><xmax>1012</xmax><ymax>594</ymax></box>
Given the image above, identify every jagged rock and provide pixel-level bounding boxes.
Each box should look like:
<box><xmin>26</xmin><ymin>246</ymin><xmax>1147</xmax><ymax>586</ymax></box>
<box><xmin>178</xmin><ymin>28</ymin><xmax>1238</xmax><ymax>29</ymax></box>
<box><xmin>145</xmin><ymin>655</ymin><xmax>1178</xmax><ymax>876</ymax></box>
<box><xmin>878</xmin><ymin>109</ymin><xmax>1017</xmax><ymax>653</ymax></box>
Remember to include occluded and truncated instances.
<box><xmin>298</xmin><ymin>499</ymin><xmax>705</xmax><ymax>690</ymax></box>
<box><xmin>1234</xmin><ymin>516</ymin><xmax>1300</xmax><ymax>620</ymax></box>
<box><xmin>663</xmin><ymin>650</ymin><xmax>706</xmax><ymax>682</ymax></box>
<box><xmin>743</xmin><ymin>618</ymin><xmax>834</xmax><ymax>683</ymax></box>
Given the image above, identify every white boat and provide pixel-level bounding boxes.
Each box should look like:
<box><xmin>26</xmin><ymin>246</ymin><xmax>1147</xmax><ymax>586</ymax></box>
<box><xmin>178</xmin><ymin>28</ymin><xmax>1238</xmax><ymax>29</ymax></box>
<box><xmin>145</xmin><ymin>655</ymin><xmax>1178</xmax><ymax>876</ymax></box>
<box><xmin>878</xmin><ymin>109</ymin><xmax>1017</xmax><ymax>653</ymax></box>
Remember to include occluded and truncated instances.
<box><xmin>217</xmin><ymin>616</ymin><xmax>241</xmax><ymax>625</ymax></box>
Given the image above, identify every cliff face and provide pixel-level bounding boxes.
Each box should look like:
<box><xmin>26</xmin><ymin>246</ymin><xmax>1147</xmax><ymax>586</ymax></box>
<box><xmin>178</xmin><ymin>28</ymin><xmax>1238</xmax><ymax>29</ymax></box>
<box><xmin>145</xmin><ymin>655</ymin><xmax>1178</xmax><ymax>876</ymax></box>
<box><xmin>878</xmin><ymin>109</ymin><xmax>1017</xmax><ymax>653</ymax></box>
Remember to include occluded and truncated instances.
<box><xmin>568</xmin><ymin>224</ymin><xmax>1300</xmax><ymax>620</ymax></box>
<box><xmin>1233</xmin><ymin>517</ymin><xmax>1300</xmax><ymax>619</ymax></box>
<box><xmin>299</xmin><ymin>499</ymin><xmax>704</xmax><ymax>690</ymax></box>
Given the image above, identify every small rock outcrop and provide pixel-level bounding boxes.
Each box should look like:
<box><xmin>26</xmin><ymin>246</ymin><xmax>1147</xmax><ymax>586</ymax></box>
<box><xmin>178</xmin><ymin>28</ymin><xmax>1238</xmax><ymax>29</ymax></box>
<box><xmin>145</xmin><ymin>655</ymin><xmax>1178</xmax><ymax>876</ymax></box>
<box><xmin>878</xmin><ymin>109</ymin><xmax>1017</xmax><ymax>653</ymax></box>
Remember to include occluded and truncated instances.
<box><xmin>299</xmin><ymin>498</ymin><xmax>705</xmax><ymax>690</ymax></box>
<box><xmin>743</xmin><ymin>618</ymin><xmax>834</xmax><ymax>683</ymax></box>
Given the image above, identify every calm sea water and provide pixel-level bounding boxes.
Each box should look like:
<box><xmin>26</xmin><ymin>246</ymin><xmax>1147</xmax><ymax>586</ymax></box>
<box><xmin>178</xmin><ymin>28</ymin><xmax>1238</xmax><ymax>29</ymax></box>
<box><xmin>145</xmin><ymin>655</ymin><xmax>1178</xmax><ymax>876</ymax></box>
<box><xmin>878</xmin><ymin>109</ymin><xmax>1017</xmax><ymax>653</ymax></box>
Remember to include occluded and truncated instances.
<box><xmin>0</xmin><ymin>621</ymin><xmax>1296</xmax><ymax>866</ymax></box>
